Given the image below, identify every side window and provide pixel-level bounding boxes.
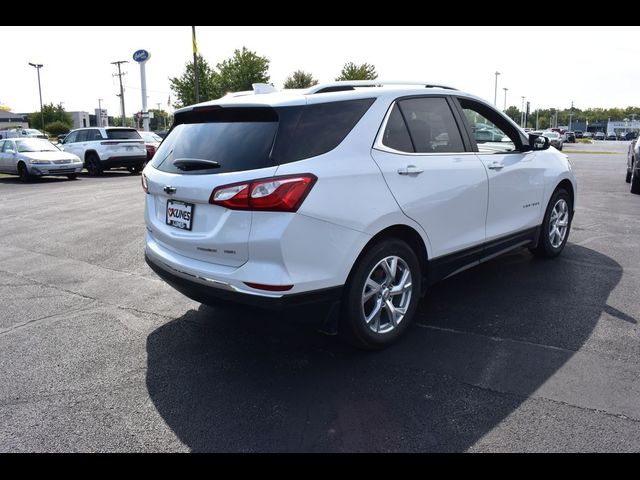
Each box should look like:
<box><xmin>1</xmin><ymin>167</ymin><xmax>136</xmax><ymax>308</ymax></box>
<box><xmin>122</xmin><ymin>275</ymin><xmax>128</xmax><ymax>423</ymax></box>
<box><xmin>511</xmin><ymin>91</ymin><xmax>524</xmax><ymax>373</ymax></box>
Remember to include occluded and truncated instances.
<box><xmin>3</xmin><ymin>141</ymin><xmax>15</xmax><ymax>153</ymax></box>
<box><xmin>0</xmin><ymin>141</ymin><xmax>4</xmax><ymax>151</ymax></box>
<box><xmin>381</xmin><ymin>104</ymin><xmax>414</xmax><ymax>152</ymax></box>
<box><xmin>397</xmin><ymin>97</ymin><xmax>465</xmax><ymax>153</ymax></box>
<box><xmin>76</xmin><ymin>130</ymin><xmax>88</xmax><ymax>142</ymax></box>
<box><xmin>65</xmin><ymin>131</ymin><xmax>77</xmax><ymax>143</ymax></box>
<box><xmin>457</xmin><ymin>98</ymin><xmax>521</xmax><ymax>153</ymax></box>
<box><xmin>87</xmin><ymin>129</ymin><xmax>102</xmax><ymax>141</ymax></box>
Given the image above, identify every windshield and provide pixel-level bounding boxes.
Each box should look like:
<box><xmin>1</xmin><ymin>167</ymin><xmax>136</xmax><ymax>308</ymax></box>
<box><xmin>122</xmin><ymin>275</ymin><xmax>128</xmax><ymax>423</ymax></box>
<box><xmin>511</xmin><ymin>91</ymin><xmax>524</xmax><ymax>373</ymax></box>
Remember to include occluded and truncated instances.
<box><xmin>15</xmin><ymin>139</ymin><xmax>58</xmax><ymax>152</ymax></box>
<box><xmin>544</xmin><ymin>133</ymin><xmax>559</xmax><ymax>138</ymax></box>
<box><xmin>141</xmin><ymin>131</ymin><xmax>162</xmax><ymax>142</ymax></box>
<box><xmin>106</xmin><ymin>129</ymin><xmax>141</xmax><ymax>140</ymax></box>
<box><xmin>23</xmin><ymin>129</ymin><xmax>43</xmax><ymax>135</ymax></box>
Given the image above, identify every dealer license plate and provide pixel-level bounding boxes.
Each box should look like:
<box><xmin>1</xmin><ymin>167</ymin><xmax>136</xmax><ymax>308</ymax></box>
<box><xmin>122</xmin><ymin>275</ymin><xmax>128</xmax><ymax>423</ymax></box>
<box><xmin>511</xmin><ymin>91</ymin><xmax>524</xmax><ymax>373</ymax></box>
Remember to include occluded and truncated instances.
<box><xmin>166</xmin><ymin>200</ymin><xmax>194</xmax><ymax>231</ymax></box>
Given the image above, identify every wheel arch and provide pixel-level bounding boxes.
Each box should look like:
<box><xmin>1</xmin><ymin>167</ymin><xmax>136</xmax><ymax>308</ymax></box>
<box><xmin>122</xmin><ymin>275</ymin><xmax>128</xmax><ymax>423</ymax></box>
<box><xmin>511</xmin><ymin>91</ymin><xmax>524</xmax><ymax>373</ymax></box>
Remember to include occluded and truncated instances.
<box><xmin>346</xmin><ymin>224</ymin><xmax>429</xmax><ymax>296</ymax></box>
<box><xmin>84</xmin><ymin>149</ymin><xmax>99</xmax><ymax>162</ymax></box>
<box><xmin>556</xmin><ymin>178</ymin><xmax>575</xmax><ymax>212</ymax></box>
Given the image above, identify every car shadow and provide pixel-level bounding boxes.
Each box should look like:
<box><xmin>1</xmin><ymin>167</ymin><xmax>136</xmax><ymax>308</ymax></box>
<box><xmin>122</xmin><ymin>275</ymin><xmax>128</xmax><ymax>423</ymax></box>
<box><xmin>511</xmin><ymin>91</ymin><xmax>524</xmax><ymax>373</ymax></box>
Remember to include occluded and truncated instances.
<box><xmin>145</xmin><ymin>244</ymin><xmax>622</xmax><ymax>451</ymax></box>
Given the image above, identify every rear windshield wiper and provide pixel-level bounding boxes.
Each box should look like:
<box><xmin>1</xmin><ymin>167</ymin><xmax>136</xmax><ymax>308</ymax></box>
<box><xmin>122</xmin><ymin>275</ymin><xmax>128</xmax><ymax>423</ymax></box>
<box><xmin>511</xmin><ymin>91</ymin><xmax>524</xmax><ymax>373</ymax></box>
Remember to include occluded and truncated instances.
<box><xmin>172</xmin><ymin>158</ymin><xmax>221</xmax><ymax>171</ymax></box>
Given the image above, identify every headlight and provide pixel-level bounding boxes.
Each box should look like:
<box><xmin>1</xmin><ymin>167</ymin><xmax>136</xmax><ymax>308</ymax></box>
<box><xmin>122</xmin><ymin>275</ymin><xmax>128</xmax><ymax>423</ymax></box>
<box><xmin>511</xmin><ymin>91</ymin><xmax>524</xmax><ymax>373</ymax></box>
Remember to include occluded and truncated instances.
<box><xmin>29</xmin><ymin>159</ymin><xmax>51</xmax><ymax>165</ymax></box>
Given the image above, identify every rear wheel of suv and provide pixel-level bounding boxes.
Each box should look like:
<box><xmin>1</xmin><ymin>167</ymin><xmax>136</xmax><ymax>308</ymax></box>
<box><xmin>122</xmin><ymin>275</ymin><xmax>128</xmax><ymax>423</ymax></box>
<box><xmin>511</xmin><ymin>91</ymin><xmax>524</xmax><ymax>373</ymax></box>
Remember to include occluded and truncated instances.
<box><xmin>340</xmin><ymin>239</ymin><xmax>421</xmax><ymax>350</ymax></box>
<box><xmin>127</xmin><ymin>163</ymin><xmax>144</xmax><ymax>175</ymax></box>
<box><xmin>86</xmin><ymin>153</ymin><xmax>103</xmax><ymax>177</ymax></box>
<box><xmin>627</xmin><ymin>160</ymin><xmax>634</xmax><ymax>183</ymax></box>
<box><xmin>530</xmin><ymin>188</ymin><xmax>572</xmax><ymax>258</ymax></box>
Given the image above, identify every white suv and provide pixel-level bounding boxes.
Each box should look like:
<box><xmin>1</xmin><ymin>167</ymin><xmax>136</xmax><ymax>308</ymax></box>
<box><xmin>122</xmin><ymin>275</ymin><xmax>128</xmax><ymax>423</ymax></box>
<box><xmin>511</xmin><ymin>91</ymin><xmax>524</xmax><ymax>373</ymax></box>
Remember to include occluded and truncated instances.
<box><xmin>60</xmin><ymin>127</ymin><xmax>147</xmax><ymax>176</ymax></box>
<box><xmin>143</xmin><ymin>81</ymin><xmax>576</xmax><ymax>349</ymax></box>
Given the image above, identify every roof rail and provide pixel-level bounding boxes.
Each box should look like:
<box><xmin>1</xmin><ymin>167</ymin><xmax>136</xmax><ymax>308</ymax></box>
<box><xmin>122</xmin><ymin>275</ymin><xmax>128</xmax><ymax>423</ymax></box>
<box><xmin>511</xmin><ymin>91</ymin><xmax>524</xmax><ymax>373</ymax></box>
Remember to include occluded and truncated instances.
<box><xmin>307</xmin><ymin>80</ymin><xmax>457</xmax><ymax>94</ymax></box>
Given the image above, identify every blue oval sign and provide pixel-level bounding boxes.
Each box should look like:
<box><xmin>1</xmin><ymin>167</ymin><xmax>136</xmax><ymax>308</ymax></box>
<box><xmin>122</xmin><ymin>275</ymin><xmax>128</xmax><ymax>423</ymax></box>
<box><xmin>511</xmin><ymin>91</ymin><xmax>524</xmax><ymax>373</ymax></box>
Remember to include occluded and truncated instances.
<box><xmin>133</xmin><ymin>49</ymin><xmax>150</xmax><ymax>63</ymax></box>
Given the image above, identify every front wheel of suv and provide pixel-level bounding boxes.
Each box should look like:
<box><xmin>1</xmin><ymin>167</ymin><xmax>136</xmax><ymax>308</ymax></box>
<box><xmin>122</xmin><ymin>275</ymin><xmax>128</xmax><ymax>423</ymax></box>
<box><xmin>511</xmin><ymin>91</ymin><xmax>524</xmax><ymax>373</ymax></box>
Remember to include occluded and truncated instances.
<box><xmin>340</xmin><ymin>239</ymin><xmax>421</xmax><ymax>350</ymax></box>
<box><xmin>530</xmin><ymin>187</ymin><xmax>572</xmax><ymax>258</ymax></box>
<box><xmin>86</xmin><ymin>153</ymin><xmax>103</xmax><ymax>177</ymax></box>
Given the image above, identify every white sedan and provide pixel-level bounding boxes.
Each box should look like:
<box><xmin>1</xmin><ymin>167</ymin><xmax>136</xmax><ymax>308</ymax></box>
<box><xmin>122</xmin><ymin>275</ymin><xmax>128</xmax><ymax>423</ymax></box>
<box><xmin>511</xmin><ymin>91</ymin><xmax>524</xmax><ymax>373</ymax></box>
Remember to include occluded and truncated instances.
<box><xmin>0</xmin><ymin>138</ymin><xmax>83</xmax><ymax>182</ymax></box>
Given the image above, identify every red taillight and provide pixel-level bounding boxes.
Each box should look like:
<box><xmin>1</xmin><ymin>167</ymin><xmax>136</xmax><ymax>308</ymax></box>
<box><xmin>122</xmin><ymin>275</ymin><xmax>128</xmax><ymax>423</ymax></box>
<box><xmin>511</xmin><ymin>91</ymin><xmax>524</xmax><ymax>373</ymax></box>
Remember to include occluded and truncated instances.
<box><xmin>243</xmin><ymin>282</ymin><xmax>293</xmax><ymax>292</ymax></box>
<box><xmin>210</xmin><ymin>174</ymin><xmax>317</xmax><ymax>212</ymax></box>
<box><xmin>141</xmin><ymin>173</ymin><xmax>148</xmax><ymax>193</ymax></box>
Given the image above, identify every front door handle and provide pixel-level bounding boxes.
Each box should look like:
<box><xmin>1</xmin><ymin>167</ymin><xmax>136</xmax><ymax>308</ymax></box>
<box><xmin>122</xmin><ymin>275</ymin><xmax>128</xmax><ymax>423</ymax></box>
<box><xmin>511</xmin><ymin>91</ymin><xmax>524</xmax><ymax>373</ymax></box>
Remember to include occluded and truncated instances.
<box><xmin>487</xmin><ymin>161</ymin><xmax>504</xmax><ymax>170</ymax></box>
<box><xmin>397</xmin><ymin>165</ymin><xmax>424</xmax><ymax>175</ymax></box>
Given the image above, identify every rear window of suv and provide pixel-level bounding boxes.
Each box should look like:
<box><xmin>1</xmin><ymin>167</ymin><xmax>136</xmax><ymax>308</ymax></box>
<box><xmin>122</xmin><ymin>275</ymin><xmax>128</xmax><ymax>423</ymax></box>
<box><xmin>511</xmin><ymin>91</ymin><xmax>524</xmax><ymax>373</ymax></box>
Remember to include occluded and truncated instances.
<box><xmin>106</xmin><ymin>129</ymin><xmax>142</xmax><ymax>140</ymax></box>
<box><xmin>150</xmin><ymin>99</ymin><xmax>375</xmax><ymax>175</ymax></box>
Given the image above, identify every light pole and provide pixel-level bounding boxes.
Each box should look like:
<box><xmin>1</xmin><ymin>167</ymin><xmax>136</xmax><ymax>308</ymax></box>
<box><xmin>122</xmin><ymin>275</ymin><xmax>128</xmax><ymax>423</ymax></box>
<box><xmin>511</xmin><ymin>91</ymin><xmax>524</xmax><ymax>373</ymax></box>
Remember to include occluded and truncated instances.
<box><xmin>98</xmin><ymin>98</ymin><xmax>104</xmax><ymax>127</ymax></box>
<box><xmin>521</xmin><ymin>96</ymin><xmax>525</xmax><ymax>127</ymax></box>
<box><xmin>568</xmin><ymin>113</ymin><xmax>574</xmax><ymax>131</ymax></box>
<box><xmin>493</xmin><ymin>71</ymin><xmax>500</xmax><ymax>106</ymax></box>
<box><xmin>192</xmin><ymin>26</ymin><xmax>200</xmax><ymax>103</ymax></box>
<box><xmin>28</xmin><ymin>63</ymin><xmax>44</xmax><ymax>131</ymax></box>
<box><xmin>503</xmin><ymin>87</ymin><xmax>508</xmax><ymax>111</ymax></box>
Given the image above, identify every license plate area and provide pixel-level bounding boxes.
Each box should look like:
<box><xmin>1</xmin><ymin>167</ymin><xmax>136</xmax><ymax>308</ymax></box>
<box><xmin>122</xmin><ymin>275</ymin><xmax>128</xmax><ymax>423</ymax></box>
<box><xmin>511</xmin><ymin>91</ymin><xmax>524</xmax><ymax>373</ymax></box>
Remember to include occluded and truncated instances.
<box><xmin>166</xmin><ymin>200</ymin><xmax>194</xmax><ymax>231</ymax></box>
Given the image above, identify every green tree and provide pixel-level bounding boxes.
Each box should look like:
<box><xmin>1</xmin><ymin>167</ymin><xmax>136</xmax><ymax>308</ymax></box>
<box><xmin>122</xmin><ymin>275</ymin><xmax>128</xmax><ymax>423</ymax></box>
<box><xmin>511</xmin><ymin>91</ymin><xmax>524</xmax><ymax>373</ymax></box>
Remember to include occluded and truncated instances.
<box><xmin>44</xmin><ymin>121</ymin><xmax>71</xmax><ymax>136</ymax></box>
<box><xmin>215</xmin><ymin>47</ymin><xmax>270</xmax><ymax>95</ymax></box>
<box><xmin>335</xmin><ymin>62</ymin><xmax>378</xmax><ymax>81</ymax></box>
<box><xmin>169</xmin><ymin>54</ymin><xmax>219</xmax><ymax>108</ymax></box>
<box><xmin>504</xmin><ymin>106</ymin><xmax>521</xmax><ymax>124</ymax></box>
<box><xmin>283</xmin><ymin>70</ymin><xmax>318</xmax><ymax>89</ymax></box>
<box><xmin>28</xmin><ymin>103</ymin><xmax>72</xmax><ymax>130</ymax></box>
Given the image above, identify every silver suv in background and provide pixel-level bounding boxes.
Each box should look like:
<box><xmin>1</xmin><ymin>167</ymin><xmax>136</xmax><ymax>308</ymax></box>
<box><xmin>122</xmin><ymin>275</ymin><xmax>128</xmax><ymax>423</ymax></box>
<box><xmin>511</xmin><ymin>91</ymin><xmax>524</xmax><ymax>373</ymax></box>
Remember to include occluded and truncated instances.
<box><xmin>60</xmin><ymin>127</ymin><xmax>146</xmax><ymax>176</ymax></box>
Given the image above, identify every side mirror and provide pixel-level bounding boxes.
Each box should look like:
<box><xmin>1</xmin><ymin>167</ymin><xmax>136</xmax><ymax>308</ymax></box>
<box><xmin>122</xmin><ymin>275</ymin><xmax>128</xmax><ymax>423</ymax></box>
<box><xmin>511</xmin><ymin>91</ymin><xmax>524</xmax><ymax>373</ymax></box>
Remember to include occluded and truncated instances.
<box><xmin>529</xmin><ymin>133</ymin><xmax>550</xmax><ymax>151</ymax></box>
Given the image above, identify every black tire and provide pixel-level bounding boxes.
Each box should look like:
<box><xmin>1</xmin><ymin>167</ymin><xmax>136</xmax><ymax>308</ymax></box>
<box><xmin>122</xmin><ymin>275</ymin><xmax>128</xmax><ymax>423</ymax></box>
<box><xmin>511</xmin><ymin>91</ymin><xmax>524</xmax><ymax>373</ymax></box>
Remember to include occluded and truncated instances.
<box><xmin>66</xmin><ymin>173</ymin><xmax>77</xmax><ymax>180</ymax></box>
<box><xmin>626</xmin><ymin>168</ymin><xmax>632</xmax><ymax>183</ymax></box>
<box><xmin>631</xmin><ymin>166</ymin><xmax>640</xmax><ymax>194</ymax></box>
<box><xmin>18</xmin><ymin>163</ymin><xmax>32</xmax><ymax>183</ymax></box>
<box><xmin>530</xmin><ymin>187</ymin><xmax>573</xmax><ymax>258</ymax></box>
<box><xmin>127</xmin><ymin>163</ymin><xmax>143</xmax><ymax>175</ymax></box>
<box><xmin>340</xmin><ymin>239</ymin><xmax>421</xmax><ymax>350</ymax></box>
<box><xmin>86</xmin><ymin>153</ymin><xmax>103</xmax><ymax>177</ymax></box>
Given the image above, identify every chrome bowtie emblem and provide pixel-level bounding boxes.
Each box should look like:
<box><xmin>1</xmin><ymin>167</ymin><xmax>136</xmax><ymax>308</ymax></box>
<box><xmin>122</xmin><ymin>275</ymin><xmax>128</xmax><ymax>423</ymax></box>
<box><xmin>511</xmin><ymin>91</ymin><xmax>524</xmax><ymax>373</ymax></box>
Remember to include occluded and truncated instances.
<box><xmin>164</xmin><ymin>186</ymin><xmax>176</xmax><ymax>195</ymax></box>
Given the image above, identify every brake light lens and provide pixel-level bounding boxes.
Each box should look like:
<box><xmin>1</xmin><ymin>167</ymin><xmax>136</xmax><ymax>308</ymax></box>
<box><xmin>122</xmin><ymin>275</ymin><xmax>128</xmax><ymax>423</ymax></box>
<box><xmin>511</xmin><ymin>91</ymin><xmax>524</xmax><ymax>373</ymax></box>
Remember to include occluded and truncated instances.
<box><xmin>210</xmin><ymin>174</ymin><xmax>317</xmax><ymax>212</ymax></box>
<box><xmin>141</xmin><ymin>173</ymin><xmax>148</xmax><ymax>193</ymax></box>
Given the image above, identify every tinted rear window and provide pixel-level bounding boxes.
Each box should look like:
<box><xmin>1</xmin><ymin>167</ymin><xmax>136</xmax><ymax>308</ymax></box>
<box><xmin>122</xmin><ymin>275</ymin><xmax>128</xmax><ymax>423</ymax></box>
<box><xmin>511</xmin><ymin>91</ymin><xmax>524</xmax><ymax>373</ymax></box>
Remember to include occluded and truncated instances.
<box><xmin>151</xmin><ymin>99</ymin><xmax>375</xmax><ymax>175</ymax></box>
<box><xmin>272</xmin><ymin>98</ymin><xmax>375</xmax><ymax>163</ymax></box>
<box><xmin>106</xmin><ymin>129</ymin><xmax>141</xmax><ymax>140</ymax></box>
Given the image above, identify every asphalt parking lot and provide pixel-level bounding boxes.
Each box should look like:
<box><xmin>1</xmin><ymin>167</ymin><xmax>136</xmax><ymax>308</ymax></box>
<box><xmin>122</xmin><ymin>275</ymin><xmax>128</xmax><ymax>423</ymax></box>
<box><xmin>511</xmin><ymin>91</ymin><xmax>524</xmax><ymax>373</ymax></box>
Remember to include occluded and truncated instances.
<box><xmin>1</xmin><ymin>141</ymin><xmax>639</xmax><ymax>452</ymax></box>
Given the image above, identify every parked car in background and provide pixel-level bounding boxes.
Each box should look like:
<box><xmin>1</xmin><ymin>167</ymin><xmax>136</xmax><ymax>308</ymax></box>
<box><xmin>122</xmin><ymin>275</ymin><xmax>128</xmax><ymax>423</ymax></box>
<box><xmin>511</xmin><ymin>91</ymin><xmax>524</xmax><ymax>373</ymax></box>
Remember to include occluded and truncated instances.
<box><xmin>564</xmin><ymin>131</ymin><xmax>576</xmax><ymax>143</ymax></box>
<box><xmin>140</xmin><ymin>131</ymin><xmax>163</xmax><ymax>161</ymax></box>
<box><xmin>0</xmin><ymin>138</ymin><xmax>82</xmax><ymax>182</ymax></box>
<box><xmin>59</xmin><ymin>127</ymin><xmax>146</xmax><ymax>176</ymax></box>
<box><xmin>582</xmin><ymin>132</ymin><xmax>593</xmax><ymax>138</ymax></box>
<box><xmin>606</xmin><ymin>132</ymin><xmax>618</xmax><ymax>140</ymax></box>
<box><xmin>542</xmin><ymin>131</ymin><xmax>563</xmax><ymax>150</ymax></box>
<box><xmin>143</xmin><ymin>80</ymin><xmax>576</xmax><ymax>349</ymax></box>
<box><xmin>619</xmin><ymin>132</ymin><xmax>635</xmax><ymax>141</ymax></box>
<box><xmin>57</xmin><ymin>133</ymin><xmax>67</xmax><ymax>143</ymax></box>
<box><xmin>20</xmin><ymin>128</ymin><xmax>48</xmax><ymax>139</ymax></box>
<box><xmin>574</xmin><ymin>130</ymin><xmax>583</xmax><ymax>138</ymax></box>
<box><xmin>154</xmin><ymin>130</ymin><xmax>169</xmax><ymax>139</ymax></box>
<box><xmin>593</xmin><ymin>132</ymin><xmax>605</xmax><ymax>140</ymax></box>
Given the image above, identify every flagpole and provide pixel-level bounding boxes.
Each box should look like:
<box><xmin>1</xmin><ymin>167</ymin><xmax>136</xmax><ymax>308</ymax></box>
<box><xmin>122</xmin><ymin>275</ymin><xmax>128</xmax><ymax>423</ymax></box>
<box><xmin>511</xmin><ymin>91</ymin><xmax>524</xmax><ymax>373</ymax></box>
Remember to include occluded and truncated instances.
<box><xmin>192</xmin><ymin>26</ymin><xmax>200</xmax><ymax>104</ymax></box>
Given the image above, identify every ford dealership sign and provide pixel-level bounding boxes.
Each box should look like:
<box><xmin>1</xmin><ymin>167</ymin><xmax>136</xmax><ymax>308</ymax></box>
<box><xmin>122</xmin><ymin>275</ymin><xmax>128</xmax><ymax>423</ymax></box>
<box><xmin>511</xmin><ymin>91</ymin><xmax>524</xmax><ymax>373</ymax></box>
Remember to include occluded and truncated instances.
<box><xmin>133</xmin><ymin>49</ymin><xmax>150</xmax><ymax>63</ymax></box>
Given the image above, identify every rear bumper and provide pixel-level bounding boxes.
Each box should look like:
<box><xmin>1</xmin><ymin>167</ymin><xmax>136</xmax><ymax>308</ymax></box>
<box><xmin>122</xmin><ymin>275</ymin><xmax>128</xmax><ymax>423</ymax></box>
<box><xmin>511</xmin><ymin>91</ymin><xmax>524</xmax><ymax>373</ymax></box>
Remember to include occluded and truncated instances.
<box><xmin>145</xmin><ymin>252</ymin><xmax>343</xmax><ymax>312</ymax></box>
<box><xmin>101</xmin><ymin>155</ymin><xmax>147</xmax><ymax>169</ymax></box>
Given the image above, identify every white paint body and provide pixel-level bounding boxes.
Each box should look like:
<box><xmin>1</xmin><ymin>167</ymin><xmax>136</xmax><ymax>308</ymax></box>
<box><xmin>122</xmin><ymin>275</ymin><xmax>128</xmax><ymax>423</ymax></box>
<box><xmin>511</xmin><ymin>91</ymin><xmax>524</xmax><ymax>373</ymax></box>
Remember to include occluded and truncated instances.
<box><xmin>143</xmin><ymin>85</ymin><xmax>577</xmax><ymax>299</ymax></box>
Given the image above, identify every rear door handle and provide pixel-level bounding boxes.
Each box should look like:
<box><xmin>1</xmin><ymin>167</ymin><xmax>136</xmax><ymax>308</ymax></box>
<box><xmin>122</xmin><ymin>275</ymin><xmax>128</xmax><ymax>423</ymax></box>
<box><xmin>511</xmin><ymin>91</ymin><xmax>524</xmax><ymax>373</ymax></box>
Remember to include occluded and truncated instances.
<box><xmin>487</xmin><ymin>161</ymin><xmax>504</xmax><ymax>170</ymax></box>
<box><xmin>397</xmin><ymin>165</ymin><xmax>424</xmax><ymax>175</ymax></box>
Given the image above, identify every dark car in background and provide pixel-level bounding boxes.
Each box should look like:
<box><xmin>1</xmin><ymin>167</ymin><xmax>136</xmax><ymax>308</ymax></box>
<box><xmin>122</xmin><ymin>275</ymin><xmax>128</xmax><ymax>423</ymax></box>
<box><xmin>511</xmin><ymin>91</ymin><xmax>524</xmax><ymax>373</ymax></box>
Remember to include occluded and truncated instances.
<box><xmin>574</xmin><ymin>130</ymin><xmax>583</xmax><ymax>138</ymax></box>
<box><xmin>564</xmin><ymin>131</ymin><xmax>576</xmax><ymax>143</ymax></box>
